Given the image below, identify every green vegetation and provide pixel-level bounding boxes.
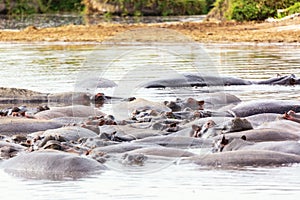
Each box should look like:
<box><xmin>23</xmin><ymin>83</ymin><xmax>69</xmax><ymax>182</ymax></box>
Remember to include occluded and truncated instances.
<box><xmin>96</xmin><ymin>0</ymin><xmax>210</xmax><ymax>16</ymax></box>
<box><xmin>2</xmin><ymin>0</ymin><xmax>84</xmax><ymax>15</ymax></box>
<box><xmin>207</xmin><ymin>0</ymin><xmax>299</xmax><ymax>21</ymax></box>
<box><xmin>1</xmin><ymin>0</ymin><xmax>216</xmax><ymax>16</ymax></box>
<box><xmin>278</xmin><ymin>2</ymin><xmax>300</xmax><ymax>18</ymax></box>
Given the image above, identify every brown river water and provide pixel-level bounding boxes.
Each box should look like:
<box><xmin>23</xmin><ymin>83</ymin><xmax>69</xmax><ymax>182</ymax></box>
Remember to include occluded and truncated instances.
<box><xmin>0</xmin><ymin>41</ymin><xmax>300</xmax><ymax>199</ymax></box>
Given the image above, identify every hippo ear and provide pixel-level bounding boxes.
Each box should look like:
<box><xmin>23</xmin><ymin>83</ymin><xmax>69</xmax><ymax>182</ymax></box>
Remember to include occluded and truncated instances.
<box><xmin>192</xmin><ymin>124</ymin><xmax>201</xmax><ymax>131</ymax></box>
<box><xmin>198</xmin><ymin>100</ymin><xmax>205</xmax><ymax>105</ymax></box>
<box><xmin>221</xmin><ymin>135</ymin><xmax>229</xmax><ymax>145</ymax></box>
<box><xmin>289</xmin><ymin>78</ymin><xmax>296</xmax><ymax>85</ymax></box>
<box><xmin>241</xmin><ymin>135</ymin><xmax>247</xmax><ymax>140</ymax></box>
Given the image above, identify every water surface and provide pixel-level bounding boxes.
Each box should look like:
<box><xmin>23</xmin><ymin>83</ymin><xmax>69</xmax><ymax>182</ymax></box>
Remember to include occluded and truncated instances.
<box><xmin>0</xmin><ymin>42</ymin><xmax>300</xmax><ymax>199</ymax></box>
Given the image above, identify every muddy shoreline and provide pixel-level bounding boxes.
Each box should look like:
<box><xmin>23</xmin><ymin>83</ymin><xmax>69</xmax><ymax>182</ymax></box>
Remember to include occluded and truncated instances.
<box><xmin>0</xmin><ymin>17</ymin><xmax>300</xmax><ymax>43</ymax></box>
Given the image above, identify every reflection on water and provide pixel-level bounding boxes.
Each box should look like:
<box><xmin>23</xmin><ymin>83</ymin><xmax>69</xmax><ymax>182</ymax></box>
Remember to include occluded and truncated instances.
<box><xmin>1</xmin><ymin>42</ymin><xmax>300</xmax><ymax>199</ymax></box>
<box><xmin>1</xmin><ymin>42</ymin><xmax>300</xmax><ymax>101</ymax></box>
<box><xmin>1</xmin><ymin>163</ymin><xmax>300</xmax><ymax>200</ymax></box>
<box><xmin>0</xmin><ymin>14</ymin><xmax>205</xmax><ymax>30</ymax></box>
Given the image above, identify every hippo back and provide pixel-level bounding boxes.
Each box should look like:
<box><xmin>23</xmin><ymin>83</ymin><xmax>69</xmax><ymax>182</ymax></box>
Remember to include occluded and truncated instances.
<box><xmin>230</xmin><ymin>100</ymin><xmax>300</xmax><ymax>117</ymax></box>
<box><xmin>1</xmin><ymin>150</ymin><xmax>106</xmax><ymax>180</ymax></box>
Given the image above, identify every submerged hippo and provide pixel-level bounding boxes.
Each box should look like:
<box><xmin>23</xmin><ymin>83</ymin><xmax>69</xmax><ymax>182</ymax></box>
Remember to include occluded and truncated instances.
<box><xmin>212</xmin><ymin>128</ymin><xmax>300</xmax><ymax>142</ymax></box>
<box><xmin>124</xmin><ymin>146</ymin><xmax>196</xmax><ymax>158</ymax></box>
<box><xmin>1</xmin><ymin>150</ymin><xmax>106</xmax><ymax>179</ymax></box>
<box><xmin>133</xmin><ymin>135</ymin><xmax>213</xmax><ymax>148</ymax></box>
<box><xmin>41</xmin><ymin>126</ymin><xmax>98</xmax><ymax>142</ymax></box>
<box><xmin>192</xmin><ymin>117</ymin><xmax>253</xmax><ymax>139</ymax></box>
<box><xmin>99</xmin><ymin>124</ymin><xmax>166</xmax><ymax>142</ymax></box>
<box><xmin>47</xmin><ymin>92</ymin><xmax>91</xmax><ymax>105</ymax></box>
<box><xmin>256</xmin><ymin>74</ymin><xmax>299</xmax><ymax>85</ymax></box>
<box><xmin>142</xmin><ymin>73</ymin><xmax>300</xmax><ymax>88</ymax></box>
<box><xmin>229</xmin><ymin>100</ymin><xmax>300</xmax><ymax>117</ymax></box>
<box><xmin>34</xmin><ymin>105</ymin><xmax>106</xmax><ymax>120</ymax></box>
<box><xmin>142</xmin><ymin>74</ymin><xmax>252</xmax><ymax>88</ymax></box>
<box><xmin>0</xmin><ymin>141</ymin><xmax>26</xmax><ymax>159</ymax></box>
<box><xmin>113</xmin><ymin>98</ymin><xmax>171</xmax><ymax>120</ymax></box>
<box><xmin>185</xmin><ymin>150</ymin><xmax>300</xmax><ymax>167</ymax></box>
<box><xmin>0</xmin><ymin>87</ymin><xmax>48</xmax><ymax>104</ymax></box>
<box><xmin>0</xmin><ymin>118</ymin><xmax>63</xmax><ymax>136</ymax></box>
<box><xmin>219</xmin><ymin>136</ymin><xmax>300</xmax><ymax>156</ymax></box>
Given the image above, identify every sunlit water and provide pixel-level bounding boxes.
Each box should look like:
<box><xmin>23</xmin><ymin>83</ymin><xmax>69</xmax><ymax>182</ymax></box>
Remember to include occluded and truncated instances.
<box><xmin>1</xmin><ymin>41</ymin><xmax>300</xmax><ymax>199</ymax></box>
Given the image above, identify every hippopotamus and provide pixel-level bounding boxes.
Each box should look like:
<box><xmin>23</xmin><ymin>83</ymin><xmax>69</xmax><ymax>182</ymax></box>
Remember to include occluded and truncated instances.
<box><xmin>142</xmin><ymin>74</ymin><xmax>252</xmax><ymax>88</ymax></box>
<box><xmin>229</xmin><ymin>100</ymin><xmax>300</xmax><ymax>117</ymax></box>
<box><xmin>185</xmin><ymin>150</ymin><xmax>300</xmax><ymax>167</ymax></box>
<box><xmin>113</xmin><ymin>98</ymin><xmax>171</xmax><ymax>120</ymax></box>
<box><xmin>0</xmin><ymin>118</ymin><xmax>63</xmax><ymax>136</ymax></box>
<box><xmin>81</xmin><ymin>136</ymin><xmax>119</xmax><ymax>149</ymax></box>
<box><xmin>164</xmin><ymin>98</ymin><xmax>205</xmax><ymax>112</ymax></box>
<box><xmin>41</xmin><ymin>126</ymin><xmax>98</xmax><ymax>142</ymax></box>
<box><xmin>1</xmin><ymin>150</ymin><xmax>106</xmax><ymax>180</ymax></box>
<box><xmin>142</xmin><ymin>73</ymin><xmax>300</xmax><ymax>88</ymax></box>
<box><xmin>89</xmin><ymin>143</ymin><xmax>155</xmax><ymax>155</ymax></box>
<box><xmin>121</xmin><ymin>153</ymin><xmax>148</xmax><ymax>166</ymax></box>
<box><xmin>256</xmin><ymin>74</ymin><xmax>300</xmax><ymax>85</ymax></box>
<box><xmin>34</xmin><ymin>105</ymin><xmax>106</xmax><ymax>120</ymax></box>
<box><xmin>282</xmin><ymin>110</ymin><xmax>300</xmax><ymax>123</ymax></box>
<box><xmin>124</xmin><ymin>146</ymin><xmax>196</xmax><ymax>158</ymax></box>
<box><xmin>132</xmin><ymin>135</ymin><xmax>213</xmax><ymax>148</ymax></box>
<box><xmin>191</xmin><ymin>117</ymin><xmax>253</xmax><ymax>139</ymax></box>
<box><xmin>219</xmin><ymin>136</ymin><xmax>300</xmax><ymax>156</ymax></box>
<box><xmin>75</xmin><ymin>76</ymin><xmax>117</xmax><ymax>91</ymax></box>
<box><xmin>99</xmin><ymin>124</ymin><xmax>166</xmax><ymax>142</ymax></box>
<box><xmin>213</xmin><ymin>128</ymin><xmax>300</xmax><ymax>142</ymax></box>
<box><xmin>257</xmin><ymin>119</ymin><xmax>300</xmax><ymax>137</ymax></box>
<box><xmin>245</xmin><ymin>113</ymin><xmax>281</xmax><ymax>128</ymax></box>
<box><xmin>0</xmin><ymin>141</ymin><xmax>26</xmax><ymax>159</ymax></box>
<box><xmin>47</xmin><ymin>92</ymin><xmax>91</xmax><ymax>105</ymax></box>
<box><xmin>0</xmin><ymin>87</ymin><xmax>48</xmax><ymax>104</ymax></box>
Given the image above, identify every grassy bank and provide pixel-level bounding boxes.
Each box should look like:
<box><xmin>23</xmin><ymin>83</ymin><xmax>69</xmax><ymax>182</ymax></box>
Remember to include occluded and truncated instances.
<box><xmin>0</xmin><ymin>0</ymin><xmax>84</xmax><ymax>15</ymax></box>
<box><xmin>84</xmin><ymin>0</ymin><xmax>212</xmax><ymax>16</ymax></box>
<box><xmin>206</xmin><ymin>0</ymin><xmax>299</xmax><ymax>21</ymax></box>
<box><xmin>1</xmin><ymin>0</ymin><xmax>216</xmax><ymax>16</ymax></box>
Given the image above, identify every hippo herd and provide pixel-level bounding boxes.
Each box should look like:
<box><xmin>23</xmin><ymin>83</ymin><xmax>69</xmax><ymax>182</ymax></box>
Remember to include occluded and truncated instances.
<box><xmin>1</xmin><ymin>74</ymin><xmax>300</xmax><ymax>180</ymax></box>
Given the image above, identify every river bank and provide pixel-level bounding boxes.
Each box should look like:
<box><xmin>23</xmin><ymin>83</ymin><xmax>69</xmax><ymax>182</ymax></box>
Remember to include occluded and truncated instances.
<box><xmin>0</xmin><ymin>16</ymin><xmax>300</xmax><ymax>43</ymax></box>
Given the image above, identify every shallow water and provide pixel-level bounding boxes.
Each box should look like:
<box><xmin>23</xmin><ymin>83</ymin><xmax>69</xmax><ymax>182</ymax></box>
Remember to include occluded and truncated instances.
<box><xmin>1</xmin><ymin>41</ymin><xmax>300</xmax><ymax>199</ymax></box>
<box><xmin>0</xmin><ymin>14</ymin><xmax>206</xmax><ymax>29</ymax></box>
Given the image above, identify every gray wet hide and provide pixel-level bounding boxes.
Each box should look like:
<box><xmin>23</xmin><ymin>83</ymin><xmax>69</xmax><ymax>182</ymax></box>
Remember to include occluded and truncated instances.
<box><xmin>125</xmin><ymin>146</ymin><xmax>196</xmax><ymax>158</ymax></box>
<box><xmin>1</xmin><ymin>150</ymin><xmax>106</xmax><ymax>180</ymax></box>
<box><xmin>229</xmin><ymin>100</ymin><xmax>300</xmax><ymax>117</ymax></box>
<box><xmin>245</xmin><ymin>113</ymin><xmax>281</xmax><ymax>128</ymax></box>
<box><xmin>142</xmin><ymin>74</ymin><xmax>252</xmax><ymax>88</ymax></box>
<box><xmin>113</xmin><ymin>98</ymin><xmax>171</xmax><ymax>120</ymax></box>
<box><xmin>213</xmin><ymin>128</ymin><xmax>300</xmax><ymax>142</ymax></box>
<box><xmin>47</xmin><ymin>92</ymin><xmax>91</xmax><ymax>104</ymax></box>
<box><xmin>186</xmin><ymin>150</ymin><xmax>300</xmax><ymax>167</ymax></box>
<box><xmin>0</xmin><ymin>118</ymin><xmax>63</xmax><ymax>136</ymax></box>
<box><xmin>42</xmin><ymin>126</ymin><xmax>98</xmax><ymax>141</ymax></box>
<box><xmin>99</xmin><ymin>124</ymin><xmax>166</xmax><ymax>141</ymax></box>
<box><xmin>34</xmin><ymin>105</ymin><xmax>106</xmax><ymax>120</ymax></box>
<box><xmin>133</xmin><ymin>135</ymin><xmax>213</xmax><ymax>148</ymax></box>
<box><xmin>257</xmin><ymin>120</ymin><xmax>300</xmax><ymax>137</ymax></box>
<box><xmin>223</xmin><ymin>138</ymin><xmax>300</xmax><ymax>156</ymax></box>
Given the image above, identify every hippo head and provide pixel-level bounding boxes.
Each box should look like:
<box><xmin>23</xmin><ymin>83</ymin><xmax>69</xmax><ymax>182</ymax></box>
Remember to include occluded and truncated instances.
<box><xmin>121</xmin><ymin>153</ymin><xmax>148</xmax><ymax>166</ymax></box>
<box><xmin>184</xmin><ymin>98</ymin><xmax>205</xmax><ymax>110</ymax></box>
<box><xmin>223</xmin><ymin>117</ymin><xmax>253</xmax><ymax>133</ymax></box>
<box><xmin>164</xmin><ymin>101</ymin><xmax>182</xmax><ymax>112</ymax></box>
<box><xmin>91</xmin><ymin>93</ymin><xmax>108</xmax><ymax>106</ymax></box>
<box><xmin>212</xmin><ymin>134</ymin><xmax>229</xmax><ymax>153</ymax></box>
<box><xmin>212</xmin><ymin>134</ymin><xmax>247</xmax><ymax>153</ymax></box>
<box><xmin>192</xmin><ymin>120</ymin><xmax>219</xmax><ymax>139</ymax></box>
